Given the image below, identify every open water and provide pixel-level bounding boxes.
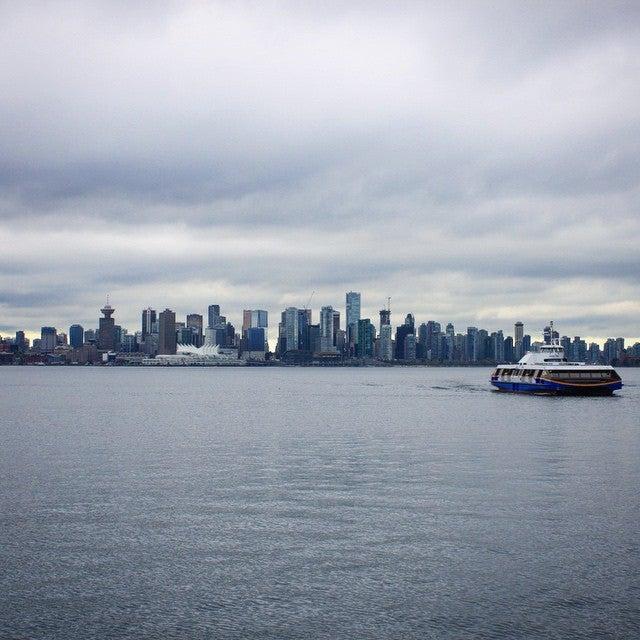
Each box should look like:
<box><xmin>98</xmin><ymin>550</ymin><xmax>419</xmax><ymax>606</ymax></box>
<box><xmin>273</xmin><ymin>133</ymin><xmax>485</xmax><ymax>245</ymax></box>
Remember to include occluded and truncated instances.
<box><xmin>0</xmin><ymin>367</ymin><xmax>638</xmax><ymax>639</ymax></box>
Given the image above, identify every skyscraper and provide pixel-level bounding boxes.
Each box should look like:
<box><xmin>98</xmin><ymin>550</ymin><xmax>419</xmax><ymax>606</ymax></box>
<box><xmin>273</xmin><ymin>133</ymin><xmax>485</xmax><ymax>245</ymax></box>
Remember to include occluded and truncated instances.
<box><xmin>208</xmin><ymin>304</ymin><xmax>221</xmax><ymax>329</ymax></box>
<box><xmin>345</xmin><ymin>291</ymin><xmax>361</xmax><ymax>346</ymax></box>
<box><xmin>319</xmin><ymin>306</ymin><xmax>337</xmax><ymax>353</ymax></box>
<box><xmin>284</xmin><ymin>307</ymin><xmax>299</xmax><ymax>353</ymax></box>
<box><xmin>242</xmin><ymin>310</ymin><xmax>252</xmax><ymax>333</ymax></box>
<box><xmin>514</xmin><ymin>321</ymin><xmax>524</xmax><ymax>359</ymax></box>
<box><xmin>297</xmin><ymin>309</ymin><xmax>311</xmax><ymax>350</ymax></box>
<box><xmin>14</xmin><ymin>330</ymin><xmax>26</xmax><ymax>352</ymax></box>
<box><xmin>395</xmin><ymin>315</ymin><xmax>415</xmax><ymax>360</ymax></box>
<box><xmin>379</xmin><ymin>308</ymin><xmax>390</xmax><ymax>334</ymax></box>
<box><xmin>141</xmin><ymin>308</ymin><xmax>156</xmax><ymax>341</ymax></box>
<box><xmin>357</xmin><ymin>318</ymin><xmax>375</xmax><ymax>358</ymax></box>
<box><xmin>69</xmin><ymin>324</ymin><xmax>84</xmax><ymax>349</ymax></box>
<box><xmin>379</xmin><ymin>324</ymin><xmax>393</xmax><ymax>361</ymax></box>
<box><xmin>186</xmin><ymin>314</ymin><xmax>203</xmax><ymax>347</ymax></box>
<box><xmin>40</xmin><ymin>326</ymin><xmax>57</xmax><ymax>353</ymax></box>
<box><xmin>158</xmin><ymin>309</ymin><xmax>177</xmax><ymax>355</ymax></box>
<box><xmin>404</xmin><ymin>333</ymin><xmax>417</xmax><ymax>361</ymax></box>
<box><xmin>251</xmin><ymin>310</ymin><xmax>268</xmax><ymax>332</ymax></box>
<box><xmin>332</xmin><ymin>310</ymin><xmax>340</xmax><ymax>346</ymax></box>
<box><xmin>98</xmin><ymin>302</ymin><xmax>116</xmax><ymax>351</ymax></box>
<box><xmin>466</xmin><ymin>327</ymin><xmax>478</xmax><ymax>362</ymax></box>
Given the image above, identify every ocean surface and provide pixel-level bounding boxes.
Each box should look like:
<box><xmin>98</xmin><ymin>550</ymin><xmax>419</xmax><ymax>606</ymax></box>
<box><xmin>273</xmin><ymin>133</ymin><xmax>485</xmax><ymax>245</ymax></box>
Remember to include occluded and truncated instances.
<box><xmin>1</xmin><ymin>366</ymin><xmax>638</xmax><ymax>639</ymax></box>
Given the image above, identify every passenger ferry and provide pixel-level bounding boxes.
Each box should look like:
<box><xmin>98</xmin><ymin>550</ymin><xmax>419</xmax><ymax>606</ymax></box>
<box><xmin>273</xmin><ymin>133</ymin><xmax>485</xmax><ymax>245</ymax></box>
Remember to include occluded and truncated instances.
<box><xmin>491</xmin><ymin>322</ymin><xmax>622</xmax><ymax>395</ymax></box>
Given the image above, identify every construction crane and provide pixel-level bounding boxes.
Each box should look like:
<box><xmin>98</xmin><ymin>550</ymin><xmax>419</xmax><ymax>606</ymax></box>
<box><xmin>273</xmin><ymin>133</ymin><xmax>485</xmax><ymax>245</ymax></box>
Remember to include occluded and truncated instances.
<box><xmin>305</xmin><ymin>291</ymin><xmax>315</xmax><ymax>310</ymax></box>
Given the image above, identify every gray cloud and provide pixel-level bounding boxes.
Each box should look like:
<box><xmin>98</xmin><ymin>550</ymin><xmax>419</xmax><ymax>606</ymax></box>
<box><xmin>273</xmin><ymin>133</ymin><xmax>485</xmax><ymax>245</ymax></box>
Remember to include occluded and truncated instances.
<box><xmin>0</xmin><ymin>1</ymin><xmax>639</xmax><ymax>343</ymax></box>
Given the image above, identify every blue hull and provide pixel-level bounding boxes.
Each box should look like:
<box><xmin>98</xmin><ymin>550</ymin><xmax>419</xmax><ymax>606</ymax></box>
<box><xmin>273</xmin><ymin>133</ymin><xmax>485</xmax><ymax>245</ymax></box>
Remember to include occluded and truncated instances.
<box><xmin>491</xmin><ymin>379</ymin><xmax>622</xmax><ymax>395</ymax></box>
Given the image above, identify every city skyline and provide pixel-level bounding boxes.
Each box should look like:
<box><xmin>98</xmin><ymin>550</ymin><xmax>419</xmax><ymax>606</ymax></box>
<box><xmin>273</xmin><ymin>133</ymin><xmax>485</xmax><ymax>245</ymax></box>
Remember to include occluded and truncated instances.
<box><xmin>1</xmin><ymin>4</ymin><xmax>640</xmax><ymax>343</ymax></box>
<box><xmin>3</xmin><ymin>292</ymin><xmax>638</xmax><ymax>349</ymax></box>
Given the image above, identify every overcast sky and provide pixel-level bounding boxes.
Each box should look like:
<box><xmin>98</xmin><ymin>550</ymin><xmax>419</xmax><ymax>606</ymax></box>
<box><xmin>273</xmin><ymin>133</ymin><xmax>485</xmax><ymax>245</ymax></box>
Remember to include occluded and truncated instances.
<box><xmin>1</xmin><ymin>1</ymin><xmax>639</xmax><ymax>344</ymax></box>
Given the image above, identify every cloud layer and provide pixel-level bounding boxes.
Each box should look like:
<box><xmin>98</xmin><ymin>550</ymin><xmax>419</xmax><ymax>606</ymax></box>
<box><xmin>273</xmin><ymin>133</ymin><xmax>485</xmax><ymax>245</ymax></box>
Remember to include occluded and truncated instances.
<box><xmin>1</xmin><ymin>1</ymin><xmax>639</xmax><ymax>343</ymax></box>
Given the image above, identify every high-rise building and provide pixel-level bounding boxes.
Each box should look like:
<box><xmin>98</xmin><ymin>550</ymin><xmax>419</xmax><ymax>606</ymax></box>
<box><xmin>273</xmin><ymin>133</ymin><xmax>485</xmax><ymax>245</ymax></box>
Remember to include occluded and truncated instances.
<box><xmin>208</xmin><ymin>304</ymin><xmax>221</xmax><ymax>329</ymax></box>
<box><xmin>242</xmin><ymin>310</ymin><xmax>252</xmax><ymax>333</ymax></box>
<box><xmin>514</xmin><ymin>321</ymin><xmax>524</xmax><ymax>360</ymax></box>
<box><xmin>141</xmin><ymin>308</ymin><xmax>156</xmax><ymax>341</ymax></box>
<box><xmin>98</xmin><ymin>302</ymin><xmax>116</xmax><ymax>351</ymax></box>
<box><xmin>395</xmin><ymin>315</ymin><xmax>415</xmax><ymax>360</ymax></box>
<box><xmin>246</xmin><ymin>327</ymin><xmax>266</xmax><ymax>352</ymax></box>
<box><xmin>158</xmin><ymin>309</ymin><xmax>177</xmax><ymax>355</ymax></box>
<box><xmin>284</xmin><ymin>307</ymin><xmax>299</xmax><ymax>353</ymax></box>
<box><xmin>379</xmin><ymin>324</ymin><xmax>393</xmax><ymax>361</ymax></box>
<box><xmin>423</xmin><ymin>321</ymin><xmax>441</xmax><ymax>359</ymax></box>
<box><xmin>332</xmin><ymin>310</ymin><xmax>340</xmax><ymax>346</ymax></box>
<box><xmin>504</xmin><ymin>336</ymin><xmax>514</xmax><ymax>362</ymax></box>
<box><xmin>446</xmin><ymin>323</ymin><xmax>455</xmax><ymax>361</ymax></box>
<box><xmin>404</xmin><ymin>333</ymin><xmax>417</xmax><ymax>361</ymax></box>
<box><xmin>357</xmin><ymin>318</ymin><xmax>375</xmax><ymax>358</ymax></box>
<box><xmin>379</xmin><ymin>308</ymin><xmax>390</xmax><ymax>334</ymax></box>
<box><xmin>186</xmin><ymin>314</ymin><xmax>203</xmax><ymax>347</ymax></box>
<box><xmin>15</xmin><ymin>331</ymin><xmax>26</xmax><ymax>352</ymax></box>
<box><xmin>319</xmin><ymin>306</ymin><xmax>337</xmax><ymax>353</ymax></box>
<box><xmin>69</xmin><ymin>324</ymin><xmax>84</xmax><ymax>349</ymax></box>
<box><xmin>40</xmin><ymin>326</ymin><xmax>57</xmax><ymax>353</ymax></box>
<box><xmin>250</xmin><ymin>310</ymin><xmax>268</xmax><ymax>330</ymax></box>
<box><xmin>466</xmin><ymin>327</ymin><xmax>478</xmax><ymax>362</ymax></box>
<box><xmin>346</xmin><ymin>291</ymin><xmax>361</xmax><ymax>346</ymax></box>
<box><xmin>297</xmin><ymin>309</ymin><xmax>311</xmax><ymax>350</ymax></box>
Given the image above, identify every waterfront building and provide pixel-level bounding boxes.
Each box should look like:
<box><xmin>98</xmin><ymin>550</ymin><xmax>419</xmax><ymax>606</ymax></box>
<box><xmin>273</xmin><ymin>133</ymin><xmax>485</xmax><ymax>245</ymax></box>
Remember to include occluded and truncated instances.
<box><xmin>335</xmin><ymin>328</ymin><xmax>346</xmax><ymax>354</ymax></box>
<box><xmin>69</xmin><ymin>324</ymin><xmax>84</xmax><ymax>349</ymax></box>
<box><xmin>251</xmin><ymin>310</ymin><xmax>268</xmax><ymax>331</ymax></box>
<box><xmin>404</xmin><ymin>333</ymin><xmax>417</xmax><ymax>361</ymax></box>
<box><xmin>158</xmin><ymin>309</ymin><xmax>177</xmax><ymax>355</ymax></box>
<box><xmin>242</xmin><ymin>310</ymin><xmax>252</xmax><ymax>333</ymax></box>
<box><xmin>424</xmin><ymin>321</ymin><xmax>440</xmax><ymax>360</ymax></box>
<box><xmin>284</xmin><ymin>307</ymin><xmax>299</xmax><ymax>353</ymax></box>
<box><xmin>395</xmin><ymin>315</ymin><xmax>415</xmax><ymax>360</ymax></box>
<box><xmin>466</xmin><ymin>327</ymin><xmax>478</xmax><ymax>362</ymax></box>
<box><xmin>141</xmin><ymin>308</ymin><xmax>156</xmax><ymax>342</ymax></box>
<box><xmin>357</xmin><ymin>318</ymin><xmax>375</xmax><ymax>358</ymax></box>
<box><xmin>40</xmin><ymin>326</ymin><xmax>57</xmax><ymax>353</ymax></box>
<box><xmin>120</xmin><ymin>332</ymin><xmax>137</xmax><ymax>352</ymax></box>
<box><xmin>346</xmin><ymin>291</ymin><xmax>361</xmax><ymax>347</ymax></box>
<box><xmin>320</xmin><ymin>306</ymin><xmax>337</xmax><ymax>353</ymax></box>
<box><xmin>572</xmin><ymin>337</ymin><xmax>587</xmax><ymax>362</ymax></box>
<box><xmin>297</xmin><ymin>309</ymin><xmax>311</xmax><ymax>350</ymax></box>
<box><xmin>491</xmin><ymin>330</ymin><xmax>505</xmax><ymax>362</ymax></box>
<box><xmin>186</xmin><ymin>314</ymin><xmax>203</xmax><ymax>347</ymax></box>
<box><xmin>379</xmin><ymin>308</ymin><xmax>390</xmax><ymax>334</ymax></box>
<box><xmin>98</xmin><ymin>302</ymin><xmax>117</xmax><ymax>351</ymax></box>
<box><xmin>332</xmin><ymin>310</ymin><xmax>340</xmax><ymax>346</ymax></box>
<box><xmin>475</xmin><ymin>329</ymin><xmax>489</xmax><ymax>361</ymax></box>
<box><xmin>514</xmin><ymin>321</ymin><xmax>524</xmax><ymax>357</ymax></box>
<box><xmin>246</xmin><ymin>327</ymin><xmax>266</xmax><ymax>352</ymax></box>
<box><xmin>587</xmin><ymin>342</ymin><xmax>601</xmax><ymax>364</ymax></box>
<box><xmin>207</xmin><ymin>304</ymin><xmax>221</xmax><ymax>329</ymax></box>
<box><xmin>379</xmin><ymin>324</ymin><xmax>393</xmax><ymax>361</ymax></box>
<box><xmin>417</xmin><ymin>323</ymin><xmax>427</xmax><ymax>359</ymax></box>
<box><xmin>504</xmin><ymin>336</ymin><xmax>514</xmax><ymax>363</ymax></box>
<box><xmin>15</xmin><ymin>330</ymin><xmax>26</xmax><ymax>352</ymax></box>
<box><xmin>307</xmin><ymin>324</ymin><xmax>321</xmax><ymax>355</ymax></box>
